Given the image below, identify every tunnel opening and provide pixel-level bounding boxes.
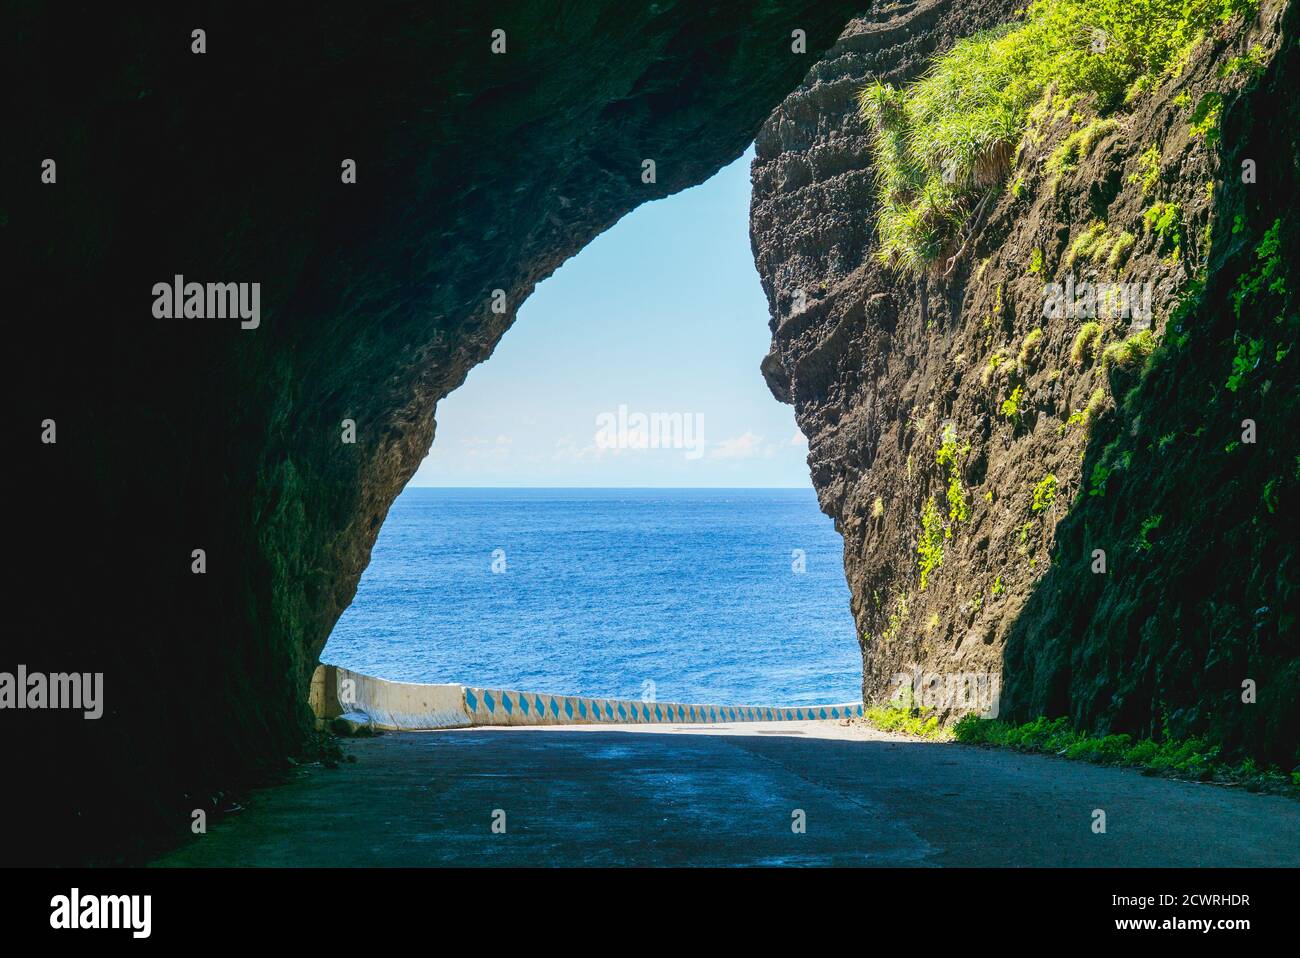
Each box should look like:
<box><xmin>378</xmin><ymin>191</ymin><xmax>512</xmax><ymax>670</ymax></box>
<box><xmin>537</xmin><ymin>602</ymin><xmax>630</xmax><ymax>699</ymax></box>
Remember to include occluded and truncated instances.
<box><xmin>321</xmin><ymin>148</ymin><xmax>861</xmax><ymax>708</ymax></box>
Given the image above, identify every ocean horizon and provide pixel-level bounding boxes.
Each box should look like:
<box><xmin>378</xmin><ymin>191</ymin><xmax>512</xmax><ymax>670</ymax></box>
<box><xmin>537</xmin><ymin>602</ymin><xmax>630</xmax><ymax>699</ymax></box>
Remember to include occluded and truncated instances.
<box><xmin>323</xmin><ymin>487</ymin><xmax>862</xmax><ymax>706</ymax></box>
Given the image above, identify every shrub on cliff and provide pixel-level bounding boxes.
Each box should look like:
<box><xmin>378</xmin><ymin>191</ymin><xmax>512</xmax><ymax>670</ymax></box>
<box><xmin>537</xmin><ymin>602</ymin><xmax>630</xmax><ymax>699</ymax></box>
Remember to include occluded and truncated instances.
<box><xmin>859</xmin><ymin>0</ymin><xmax>1260</xmax><ymax>275</ymax></box>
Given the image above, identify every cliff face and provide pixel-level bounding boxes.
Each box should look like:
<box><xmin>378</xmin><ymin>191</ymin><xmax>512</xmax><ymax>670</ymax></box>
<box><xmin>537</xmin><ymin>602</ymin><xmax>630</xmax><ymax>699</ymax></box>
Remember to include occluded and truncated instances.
<box><xmin>10</xmin><ymin>1</ymin><xmax>860</xmax><ymax>863</ymax></box>
<box><xmin>753</xmin><ymin>0</ymin><xmax>1298</xmax><ymax>763</ymax></box>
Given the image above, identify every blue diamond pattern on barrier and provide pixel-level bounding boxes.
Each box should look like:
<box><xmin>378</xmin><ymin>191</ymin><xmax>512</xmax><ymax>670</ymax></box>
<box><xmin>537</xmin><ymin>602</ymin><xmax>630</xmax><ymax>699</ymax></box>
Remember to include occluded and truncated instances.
<box><xmin>605</xmin><ymin>701</ymin><xmax>615</xmax><ymax>719</ymax></box>
<box><xmin>485</xmin><ymin>691</ymin><xmax>496</xmax><ymax>714</ymax></box>
<box><xmin>819</xmin><ymin>708</ymin><xmax>827</xmax><ymax>719</ymax></box>
<box><xmin>534</xmin><ymin>695</ymin><xmax>545</xmax><ymax>714</ymax></box>
<box><xmin>564</xmin><ymin>698</ymin><xmax>574</xmax><ymax>719</ymax></box>
<box><xmin>465</xmin><ymin>688</ymin><xmax>478</xmax><ymax>712</ymax></box>
<box><xmin>578</xmin><ymin>700</ymin><xmax>588</xmax><ymax>719</ymax></box>
<box><xmin>617</xmin><ymin>702</ymin><xmax>627</xmax><ymax>720</ymax></box>
<box><xmin>550</xmin><ymin>697</ymin><xmax>560</xmax><ymax>717</ymax></box>
<box><xmin>518</xmin><ymin>695</ymin><xmax>529</xmax><ymax>716</ymax></box>
<box><xmin>502</xmin><ymin>694</ymin><xmax>514</xmax><ymax>715</ymax></box>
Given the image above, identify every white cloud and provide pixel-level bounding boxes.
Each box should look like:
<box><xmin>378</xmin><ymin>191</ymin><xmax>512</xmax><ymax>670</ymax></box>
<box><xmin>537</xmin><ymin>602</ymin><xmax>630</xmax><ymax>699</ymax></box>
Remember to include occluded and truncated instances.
<box><xmin>709</xmin><ymin>430</ymin><xmax>765</xmax><ymax>460</ymax></box>
<box><xmin>553</xmin><ymin>434</ymin><xmax>608</xmax><ymax>461</ymax></box>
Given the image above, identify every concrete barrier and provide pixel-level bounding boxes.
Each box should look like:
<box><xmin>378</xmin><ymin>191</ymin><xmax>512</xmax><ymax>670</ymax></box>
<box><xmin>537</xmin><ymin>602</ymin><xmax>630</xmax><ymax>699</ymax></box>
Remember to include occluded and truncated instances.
<box><xmin>312</xmin><ymin>665</ymin><xmax>470</xmax><ymax>730</ymax></box>
<box><xmin>311</xmin><ymin>664</ymin><xmax>864</xmax><ymax>731</ymax></box>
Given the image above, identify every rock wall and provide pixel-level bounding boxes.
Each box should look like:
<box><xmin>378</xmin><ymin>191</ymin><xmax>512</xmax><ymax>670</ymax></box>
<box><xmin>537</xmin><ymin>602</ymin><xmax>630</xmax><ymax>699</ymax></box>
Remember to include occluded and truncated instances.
<box><xmin>752</xmin><ymin>0</ymin><xmax>1298</xmax><ymax>763</ymax></box>
<box><xmin>9</xmin><ymin>0</ymin><xmax>860</xmax><ymax>863</ymax></box>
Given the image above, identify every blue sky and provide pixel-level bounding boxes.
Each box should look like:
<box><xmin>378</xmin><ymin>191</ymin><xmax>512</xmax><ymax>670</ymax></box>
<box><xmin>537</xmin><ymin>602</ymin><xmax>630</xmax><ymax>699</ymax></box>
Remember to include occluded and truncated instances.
<box><xmin>409</xmin><ymin>146</ymin><xmax>814</xmax><ymax>488</ymax></box>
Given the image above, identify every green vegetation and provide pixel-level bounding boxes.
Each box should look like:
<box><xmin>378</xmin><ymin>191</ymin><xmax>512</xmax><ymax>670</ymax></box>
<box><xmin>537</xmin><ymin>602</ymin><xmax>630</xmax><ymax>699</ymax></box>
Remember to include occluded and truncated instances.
<box><xmin>1018</xmin><ymin>328</ymin><xmax>1044</xmax><ymax>368</ymax></box>
<box><xmin>1132</xmin><ymin>143</ymin><xmax>1161</xmax><ymax>194</ymax></box>
<box><xmin>1262</xmin><ymin>478</ymin><xmax>1278</xmax><ymax>514</ymax></box>
<box><xmin>953</xmin><ymin>715</ymin><xmax>1296</xmax><ymax>793</ymax></box>
<box><xmin>1089</xmin><ymin>457</ymin><xmax>1112</xmax><ymax>497</ymax></box>
<box><xmin>877</xmin><ymin>590</ymin><xmax>912</xmax><ymax>644</ymax></box>
<box><xmin>1143</xmin><ymin>200</ymin><xmax>1183</xmax><ymax>259</ymax></box>
<box><xmin>1089</xmin><ymin>230</ymin><xmax>1120</xmax><ymax>265</ymax></box>
<box><xmin>859</xmin><ymin>0</ymin><xmax>1259</xmax><ymax>274</ymax></box>
<box><xmin>1046</xmin><ymin>117</ymin><xmax>1119</xmax><ymax>179</ymax></box>
<box><xmin>1219</xmin><ymin>44</ymin><xmax>1268</xmax><ymax>79</ymax></box>
<box><xmin>1000</xmin><ymin>384</ymin><xmax>1026</xmax><ymax>421</ymax></box>
<box><xmin>1064</xmin><ymin>220</ymin><xmax>1108</xmax><ymax>268</ymax></box>
<box><xmin>865</xmin><ymin>703</ymin><xmax>944</xmax><ymax>739</ymax></box>
<box><xmin>1018</xmin><ymin>520</ymin><xmax>1035</xmax><ymax>553</ymax></box>
<box><xmin>1101</xmin><ymin>328</ymin><xmax>1157</xmax><ymax>371</ymax></box>
<box><xmin>917</xmin><ymin>497</ymin><xmax>944</xmax><ymax>590</ymax></box>
<box><xmin>1225</xmin><ymin>336</ymin><xmax>1264</xmax><ymax>392</ymax></box>
<box><xmin>1028</xmin><ymin>246</ymin><xmax>1044</xmax><ymax>274</ymax></box>
<box><xmin>1031</xmin><ymin>474</ymin><xmax>1058</xmax><ymax>513</ymax></box>
<box><xmin>936</xmin><ymin>430</ymin><xmax>972</xmax><ymax>525</ymax></box>
<box><xmin>982</xmin><ymin>350</ymin><xmax>1010</xmax><ymax>385</ymax></box>
<box><xmin>1070</xmin><ymin>322</ymin><xmax>1103</xmax><ymax>366</ymax></box>
<box><xmin>1188</xmin><ymin>91</ymin><xmax>1224</xmax><ymax>144</ymax></box>
<box><xmin>1232</xmin><ymin>218</ymin><xmax>1285</xmax><ymax>320</ymax></box>
<box><xmin>1134</xmin><ymin>513</ymin><xmax>1163</xmax><ymax>551</ymax></box>
<box><xmin>1069</xmin><ymin>391</ymin><xmax>1102</xmax><ymax>433</ymax></box>
<box><xmin>1106</xmin><ymin>229</ymin><xmax>1136</xmax><ymax>269</ymax></box>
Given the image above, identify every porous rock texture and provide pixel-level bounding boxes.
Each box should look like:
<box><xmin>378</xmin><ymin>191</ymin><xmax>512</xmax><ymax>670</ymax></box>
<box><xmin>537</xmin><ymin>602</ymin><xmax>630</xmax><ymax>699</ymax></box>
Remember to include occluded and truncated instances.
<box><xmin>753</xmin><ymin>0</ymin><xmax>1298</xmax><ymax>763</ymax></box>
<box><xmin>8</xmin><ymin>0</ymin><xmax>860</xmax><ymax>863</ymax></box>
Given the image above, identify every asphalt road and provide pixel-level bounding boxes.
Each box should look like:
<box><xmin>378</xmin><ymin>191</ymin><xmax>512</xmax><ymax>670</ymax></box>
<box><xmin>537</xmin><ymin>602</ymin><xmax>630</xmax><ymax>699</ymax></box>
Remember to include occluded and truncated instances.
<box><xmin>154</xmin><ymin>721</ymin><xmax>1300</xmax><ymax>867</ymax></box>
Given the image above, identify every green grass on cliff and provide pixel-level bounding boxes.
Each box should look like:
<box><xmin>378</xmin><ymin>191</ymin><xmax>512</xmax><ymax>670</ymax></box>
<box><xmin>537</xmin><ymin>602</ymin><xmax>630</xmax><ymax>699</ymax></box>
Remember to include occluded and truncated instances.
<box><xmin>859</xmin><ymin>0</ymin><xmax>1260</xmax><ymax>275</ymax></box>
<box><xmin>953</xmin><ymin>715</ymin><xmax>1299</xmax><ymax>794</ymax></box>
<box><xmin>864</xmin><ymin>703</ymin><xmax>945</xmax><ymax>738</ymax></box>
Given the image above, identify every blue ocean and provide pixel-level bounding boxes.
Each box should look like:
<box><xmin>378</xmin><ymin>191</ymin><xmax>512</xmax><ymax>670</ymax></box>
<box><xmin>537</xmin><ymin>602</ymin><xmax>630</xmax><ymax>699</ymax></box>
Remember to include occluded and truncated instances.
<box><xmin>323</xmin><ymin>488</ymin><xmax>861</xmax><ymax>706</ymax></box>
